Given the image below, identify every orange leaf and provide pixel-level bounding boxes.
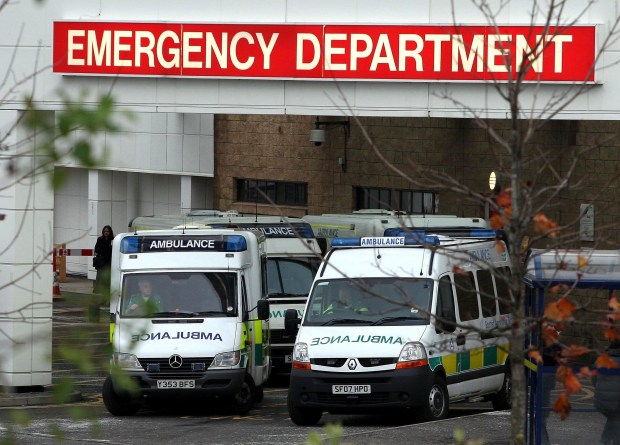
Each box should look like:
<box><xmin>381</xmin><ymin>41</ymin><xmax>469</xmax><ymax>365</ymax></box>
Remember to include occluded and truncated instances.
<box><xmin>597</xmin><ymin>353</ymin><xmax>619</xmax><ymax>369</ymax></box>
<box><xmin>577</xmin><ymin>367</ymin><xmax>596</xmax><ymax>380</ymax></box>
<box><xmin>495</xmin><ymin>240</ymin><xmax>505</xmax><ymax>254</ymax></box>
<box><xmin>528</xmin><ymin>349</ymin><xmax>543</xmax><ymax>364</ymax></box>
<box><xmin>533</xmin><ymin>213</ymin><xmax>560</xmax><ymax>238</ymax></box>
<box><xmin>562</xmin><ymin>345</ymin><xmax>590</xmax><ymax>358</ymax></box>
<box><xmin>496</xmin><ymin>191</ymin><xmax>512</xmax><ymax>208</ymax></box>
<box><xmin>490</xmin><ymin>214</ymin><xmax>504</xmax><ymax>230</ymax></box>
<box><xmin>604</xmin><ymin>328</ymin><xmax>620</xmax><ymax>342</ymax></box>
<box><xmin>541</xmin><ymin>324</ymin><xmax>559</xmax><ymax>346</ymax></box>
<box><xmin>552</xmin><ymin>394</ymin><xmax>571</xmax><ymax>420</ymax></box>
<box><xmin>544</xmin><ymin>298</ymin><xmax>575</xmax><ymax>321</ymax></box>
<box><xmin>609</xmin><ymin>295</ymin><xmax>620</xmax><ymax>312</ymax></box>
<box><xmin>562</xmin><ymin>368</ymin><xmax>582</xmax><ymax>395</ymax></box>
<box><xmin>577</xmin><ymin>256</ymin><xmax>588</xmax><ymax>268</ymax></box>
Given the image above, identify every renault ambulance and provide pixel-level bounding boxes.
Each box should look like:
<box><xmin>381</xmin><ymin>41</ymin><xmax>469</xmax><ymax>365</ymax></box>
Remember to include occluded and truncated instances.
<box><xmin>104</xmin><ymin>228</ymin><xmax>270</xmax><ymax>416</ymax></box>
<box><xmin>285</xmin><ymin>229</ymin><xmax>512</xmax><ymax>425</ymax></box>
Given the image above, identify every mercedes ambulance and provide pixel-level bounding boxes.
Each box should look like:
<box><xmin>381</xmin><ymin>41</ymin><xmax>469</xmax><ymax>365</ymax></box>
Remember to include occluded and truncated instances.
<box><xmin>103</xmin><ymin>228</ymin><xmax>270</xmax><ymax>416</ymax></box>
<box><xmin>285</xmin><ymin>229</ymin><xmax>512</xmax><ymax>425</ymax></box>
<box><xmin>126</xmin><ymin>214</ymin><xmax>322</xmax><ymax>372</ymax></box>
<box><xmin>302</xmin><ymin>209</ymin><xmax>488</xmax><ymax>252</ymax></box>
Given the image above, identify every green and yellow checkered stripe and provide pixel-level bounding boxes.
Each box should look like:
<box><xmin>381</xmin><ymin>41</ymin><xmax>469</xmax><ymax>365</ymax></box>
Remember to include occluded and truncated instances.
<box><xmin>428</xmin><ymin>343</ymin><xmax>509</xmax><ymax>374</ymax></box>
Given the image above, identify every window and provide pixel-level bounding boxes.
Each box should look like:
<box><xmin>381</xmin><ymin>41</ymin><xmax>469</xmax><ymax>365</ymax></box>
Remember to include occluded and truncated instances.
<box><xmin>436</xmin><ymin>276</ymin><xmax>457</xmax><ymax>333</ymax></box>
<box><xmin>495</xmin><ymin>267</ymin><xmax>512</xmax><ymax>315</ymax></box>
<box><xmin>355</xmin><ymin>187</ymin><xmax>437</xmax><ymax>213</ymax></box>
<box><xmin>477</xmin><ymin>269</ymin><xmax>498</xmax><ymax>317</ymax></box>
<box><xmin>454</xmin><ymin>272</ymin><xmax>480</xmax><ymax>321</ymax></box>
<box><xmin>236</xmin><ymin>179</ymin><xmax>307</xmax><ymax>206</ymax></box>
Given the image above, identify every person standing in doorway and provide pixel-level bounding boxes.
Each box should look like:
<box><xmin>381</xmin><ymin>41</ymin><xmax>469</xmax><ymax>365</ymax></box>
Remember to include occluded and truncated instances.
<box><xmin>91</xmin><ymin>225</ymin><xmax>114</xmax><ymax>321</ymax></box>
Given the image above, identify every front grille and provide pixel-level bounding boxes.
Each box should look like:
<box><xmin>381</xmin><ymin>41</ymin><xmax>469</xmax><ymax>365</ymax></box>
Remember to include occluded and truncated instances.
<box><xmin>358</xmin><ymin>358</ymin><xmax>397</xmax><ymax>367</ymax></box>
<box><xmin>139</xmin><ymin>357</ymin><xmax>213</xmax><ymax>378</ymax></box>
<box><xmin>311</xmin><ymin>358</ymin><xmax>347</xmax><ymax>367</ymax></box>
<box><xmin>316</xmin><ymin>393</ymin><xmax>390</xmax><ymax>405</ymax></box>
<box><xmin>270</xmin><ymin>330</ymin><xmax>296</xmax><ymax>345</ymax></box>
<box><xmin>315</xmin><ymin>377</ymin><xmax>390</xmax><ymax>384</ymax></box>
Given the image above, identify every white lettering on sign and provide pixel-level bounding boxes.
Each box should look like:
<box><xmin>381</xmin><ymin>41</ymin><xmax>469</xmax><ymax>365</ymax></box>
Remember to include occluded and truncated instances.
<box><xmin>360</xmin><ymin>237</ymin><xmax>405</xmax><ymax>246</ymax></box>
<box><xmin>149</xmin><ymin>239</ymin><xmax>216</xmax><ymax>250</ymax></box>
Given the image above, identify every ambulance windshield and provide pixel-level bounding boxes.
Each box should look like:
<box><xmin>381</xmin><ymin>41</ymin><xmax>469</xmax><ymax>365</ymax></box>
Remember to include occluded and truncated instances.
<box><xmin>267</xmin><ymin>257</ymin><xmax>321</xmax><ymax>298</ymax></box>
<box><xmin>304</xmin><ymin>278</ymin><xmax>433</xmax><ymax>326</ymax></box>
<box><xmin>120</xmin><ymin>272</ymin><xmax>238</xmax><ymax>318</ymax></box>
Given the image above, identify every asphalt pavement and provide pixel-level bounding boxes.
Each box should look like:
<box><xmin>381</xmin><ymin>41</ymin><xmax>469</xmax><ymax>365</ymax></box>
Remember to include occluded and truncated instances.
<box><xmin>0</xmin><ymin>275</ymin><xmax>610</xmax><ymax>444</ymax></box>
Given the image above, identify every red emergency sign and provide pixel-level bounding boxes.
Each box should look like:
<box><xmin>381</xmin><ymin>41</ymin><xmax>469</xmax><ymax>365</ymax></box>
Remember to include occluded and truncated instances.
<box><xmin>53</xmin><ymin>22</ymin><xmax>596</xmax><ymax>82</ymax></box>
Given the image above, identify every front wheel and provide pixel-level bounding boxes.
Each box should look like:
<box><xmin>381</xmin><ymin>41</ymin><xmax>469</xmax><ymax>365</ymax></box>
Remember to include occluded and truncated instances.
<box><xmin>102</xmin><ymin>375</ymin><xmax>141</xmax><ymax>416</ymax></box>
<box><xmin>226</xmin><ymin>374</ymin><xmax>256</xmax><ymax>415</ymax></box>
<box><xmin>420</xmin><ymin>375</ymin><xmax>448</xmax><ymax>421</ymax></box>
<box><xmin>287</xmin><ymin>394</ymin><xmax>322</xmax><ymax>426</ymax></box>
<box><xmin>491</xmin><ymin>365</ymin><xmax>512</xmax><ymax>410</ymax></box>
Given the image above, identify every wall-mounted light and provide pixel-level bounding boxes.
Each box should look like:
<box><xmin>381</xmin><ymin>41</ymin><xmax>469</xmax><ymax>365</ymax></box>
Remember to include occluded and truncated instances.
<box><xmin>310</xmin><ymin>117</ymin><xmax>350</xmax><ymax>172</ymax></box>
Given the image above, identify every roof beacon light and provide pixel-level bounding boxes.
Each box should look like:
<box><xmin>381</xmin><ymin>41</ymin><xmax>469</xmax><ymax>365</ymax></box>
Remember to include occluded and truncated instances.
<box><xmin>330</xmin><ymin>235</ymin><xmax>440</xmax><ymax>248</ymax></box>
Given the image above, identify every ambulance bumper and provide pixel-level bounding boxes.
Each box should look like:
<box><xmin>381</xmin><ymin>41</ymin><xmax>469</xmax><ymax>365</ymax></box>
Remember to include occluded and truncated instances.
<box><xmin>288</xmin><ymin>367</ymin><xmax>435</xmax><ymax>412</ymax></box>
<box><xmin>123</xmin><ymin>368</ymin><xmax>246</xmax><ymax>397</ymax></box>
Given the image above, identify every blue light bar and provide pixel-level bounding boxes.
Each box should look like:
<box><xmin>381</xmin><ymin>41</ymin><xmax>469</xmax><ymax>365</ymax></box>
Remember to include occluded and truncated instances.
<box><xmin>120</xmin><ymin>235</ymin><xmax>248</xmax><ymax>253</ymax></box>
<box><xmin>330</xmin><ymin>235</ymin><xmax>440</xmax><ymax>248</ymax></box>
<box><xmin>383</xmin><ymin>228</ymin><xmax>499</xmax><ymax>239</ymax></box>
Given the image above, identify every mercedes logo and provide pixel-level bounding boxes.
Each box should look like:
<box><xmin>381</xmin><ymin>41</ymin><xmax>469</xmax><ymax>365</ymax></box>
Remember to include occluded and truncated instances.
<box><xmin>347</xmin><ymin>359</ymin><xmax>357</xmax><ymax>370</ymax></box>
<box><xmin>169</xmin><ymin>354</ymin><xmax>183</xmax><ymax>369</ymax></box>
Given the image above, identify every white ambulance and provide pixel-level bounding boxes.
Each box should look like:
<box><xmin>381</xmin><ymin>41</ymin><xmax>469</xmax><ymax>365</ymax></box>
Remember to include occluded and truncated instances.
<box><xmin>302</xmin><ymin>209</ymin><xmax>488</xmax><ymax>252</ymax></box>
<box><xmin>285</xmin><ymin>229</ymin><xmax>512</xmax><ymax>425</ymax></box>
<box><xmin>104</xmin><ymin>229</ymin><xmax>270</xmax><ymax>416</ymax></box>
<box><xmin>127</xmin><ymin>214</ymin><xmax>322</xmax><ymax>372</ymax></box>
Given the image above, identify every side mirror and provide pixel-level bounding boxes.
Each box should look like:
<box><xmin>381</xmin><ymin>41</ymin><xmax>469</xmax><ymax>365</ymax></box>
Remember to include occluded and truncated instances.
<box><xmin>256</xmin><ymin>299</ymin><xmax>270</xmax><ymax>320</ymax></box>
<box><xmin>285</xmin><ymin>308</ymin><xmax>301</xmax><ymax>335</ymax></box>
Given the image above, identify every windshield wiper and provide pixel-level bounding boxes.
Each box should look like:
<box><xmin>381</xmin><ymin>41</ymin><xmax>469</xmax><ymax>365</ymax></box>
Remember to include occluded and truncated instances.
<box><xmin>371</xmin><ymin>316</ymin><xmax>419</xmax><ymax>326</ymax></box>
<box><xmin>193</xmin><ymin>311</ymin><xmax>231</xmax><ymax>316</ymax></box>
<box><xmin>150</xmin><ymin>311</ymin><xmax>193</xmax><ymax>318</ymax></box>
<box><xmin>322</xmin><ymin>318</ymin><xmax>372</xmax><ymax>326</ymax></box>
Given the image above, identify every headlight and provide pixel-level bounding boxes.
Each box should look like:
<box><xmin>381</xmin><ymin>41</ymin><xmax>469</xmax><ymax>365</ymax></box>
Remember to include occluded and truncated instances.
<box><xmin>211</xmin><ymin>350</ymin><xmax>241</xmax><ymax>368</ymax></box>
<box><xmin>293</xmin><ymin>342</ymin><xmax>309</xmax><ymax>363</ymax></box>
<box><xmin>112</xmin><ymin>353</ymin><xmax>142</xmax><ymax>370</ymax></box>
<box><xmin>396</xmin><ymin>342</ymin><xmax>428</xmax><ymax>369</ymax></box>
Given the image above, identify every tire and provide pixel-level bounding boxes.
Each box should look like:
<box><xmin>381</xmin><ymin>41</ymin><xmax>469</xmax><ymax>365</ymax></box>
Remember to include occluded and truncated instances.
<box><xmin>287</xmin><ymin>393</ymin><xmax>322</xmax><ymax>426</ymax></box>
<box><xmin>255</xmin><ymin>385</ymin><xmax>264</xmax><ymax>403</ymax></box>
<box><xmin>227</xmin><ymin>374</ymin><xmax>256</xmax><ymax>416</ymax></box>
<box><xmin>491</xmin><ymin>365</ymin><xmax>512</xmax><ymax>410</ymax></box>
<box><xmin>102</xmin><ymin>375</ymin><xmax>141</xmax><ymax>416</ymax></box>
<box><xmin>420</xmin><ymin>375</ymin><xmax>449</xmax><ymax>421</ymax></box>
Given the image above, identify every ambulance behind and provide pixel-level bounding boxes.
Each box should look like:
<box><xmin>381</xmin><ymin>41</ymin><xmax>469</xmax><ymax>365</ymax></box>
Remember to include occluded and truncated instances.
<box><xmin>302</xmin><ymin>209</ymin><xmax>488</xmax><ymax>252</ymax></box>
<box><xmin>285</xmin><ymin>229</ymin><xmax>512</xmax><ymax>425</ymax></box>
<box><xmin>103</xmin><ymin>228</ymin><xmax>270</xmax><ymax>416</ymax></box>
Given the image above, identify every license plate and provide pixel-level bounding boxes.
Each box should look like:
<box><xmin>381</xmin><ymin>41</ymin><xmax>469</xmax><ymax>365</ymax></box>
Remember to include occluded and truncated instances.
<box><xmin>157</xmin><ymin>380</ymin><xmax>195</xmax><ymax>389</ymax></box>
<box><xmin>332</xmin><ymin>384</ymin><xmax>371</xmax><ymax>394</ymax></box>
<box><xmin>285</xmin><ymin>354</ymin><xmax>293</xmax><ymax>363</ymax></box>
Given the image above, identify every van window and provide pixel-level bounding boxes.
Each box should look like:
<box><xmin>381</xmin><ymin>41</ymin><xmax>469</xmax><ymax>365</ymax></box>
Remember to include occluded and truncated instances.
<box><xmin>477</xmin><ymin>269</ymin><xmax>497</xmax><ymax>317</ymax></box>
<box><xmin>121</xmin><ymin>272</ymin><xmax>238</xmax><ymax>318</ymax></box>
<box><xmin>454</xmin><ymin>272</ymin><xmax>480</xmax><ymax>321</ymax></box>
<box><xmin>495</xmin><ymin>266</ymin><xmax>512</xmax><ymax>315</ymax></box>
<box><xmin>436</xmin><ymin>276</ymin><xmax>456</xmax><ymax>333</ymax></box>
<box><xmin>267</xmin><ymin>257</ymin><xmax>321</xmax><ymax>297</ymax></box>
<box><xmin>304</xmin><ymin>278</ymin><xmax>433</xmax><ymax>326</ymax></box>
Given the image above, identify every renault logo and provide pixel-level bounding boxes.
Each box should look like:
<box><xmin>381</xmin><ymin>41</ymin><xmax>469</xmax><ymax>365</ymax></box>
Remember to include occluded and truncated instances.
<box><xmin>347</xmin><ymin>359</ymin><xmax>357</xmax><ymax>370</ymax></box>
<box><xmin>169</xmin><ymin>354</ymin><xmax>183</xmax><ymax>369</ymax></box>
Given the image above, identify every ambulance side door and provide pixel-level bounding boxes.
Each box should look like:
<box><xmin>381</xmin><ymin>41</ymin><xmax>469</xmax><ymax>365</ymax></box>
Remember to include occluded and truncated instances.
<box><xmin>433</xmin><ymin>275</ymin><xmax>463</xmax><ymax>399</ymax></box>
<box><xmin>453</xmin><ymin>271</ymin><xmax>484</xmax><ymax>396</ymax></box>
